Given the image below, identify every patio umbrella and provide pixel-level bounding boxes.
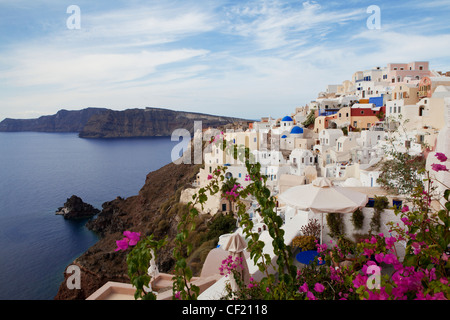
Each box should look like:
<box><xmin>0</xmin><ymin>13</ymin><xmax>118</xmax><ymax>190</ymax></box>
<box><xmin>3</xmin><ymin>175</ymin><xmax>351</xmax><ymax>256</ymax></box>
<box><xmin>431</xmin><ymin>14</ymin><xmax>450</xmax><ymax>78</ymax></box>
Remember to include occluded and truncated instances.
<box><xmin>278</xmin><ymin>177</ymin><xmax>368</xmax><ymax>244</ymax></box>
<box><xmin>223</xmin><ymin>233</ymin><xmax>250</xmax><ymax>292</ymax></box>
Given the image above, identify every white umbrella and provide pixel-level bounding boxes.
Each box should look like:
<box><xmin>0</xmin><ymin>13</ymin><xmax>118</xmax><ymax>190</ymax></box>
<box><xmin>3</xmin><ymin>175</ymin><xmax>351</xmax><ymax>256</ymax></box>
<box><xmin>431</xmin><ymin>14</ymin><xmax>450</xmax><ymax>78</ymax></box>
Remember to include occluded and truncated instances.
<box><xmin>278</xmin><ymin>177</ymin><xmax>368</xmax><ymax>244</ymax></box>
<box><xmin>223</xmin><ymin>233</ymin><xmax>250</xmax><ymax>292</ymax></box>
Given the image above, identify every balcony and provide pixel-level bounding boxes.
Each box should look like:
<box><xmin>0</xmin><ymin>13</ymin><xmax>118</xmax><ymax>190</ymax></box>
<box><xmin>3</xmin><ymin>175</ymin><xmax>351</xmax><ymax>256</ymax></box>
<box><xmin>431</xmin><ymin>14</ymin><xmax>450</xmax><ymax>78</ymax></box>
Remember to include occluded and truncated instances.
<box><xmin>418</xmin><ymin>90</ymin><xmax>428</xmax><ymax>98</ymax></box>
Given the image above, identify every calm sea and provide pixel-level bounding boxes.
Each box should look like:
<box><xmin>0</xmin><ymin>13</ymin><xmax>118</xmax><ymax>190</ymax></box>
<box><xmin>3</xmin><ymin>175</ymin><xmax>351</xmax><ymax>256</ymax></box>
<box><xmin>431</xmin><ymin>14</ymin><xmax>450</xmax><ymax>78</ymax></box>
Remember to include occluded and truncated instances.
<box><xmin>0</xmin><ymin>132</ymin><xmax>188</xmax><ymax>300</ymax></box>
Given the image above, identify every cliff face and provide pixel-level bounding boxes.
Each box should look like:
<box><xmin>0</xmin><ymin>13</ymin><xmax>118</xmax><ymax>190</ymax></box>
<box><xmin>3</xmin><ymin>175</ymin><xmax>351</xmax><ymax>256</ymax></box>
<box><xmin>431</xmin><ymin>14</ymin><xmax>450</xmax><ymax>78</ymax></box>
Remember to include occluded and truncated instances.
<box><xmin>0</xmin><ymin>108</ymin><xmax>108</xmax><ymax>132</ymax></box>
<box><xmin>0</xmin><ymin>107</ymin><xmax>249</xmax><ymax>138</ymax></box>
<box><xmin>78</xmin><ymin>108</ymin><xmax>246</xmax><ymax>138</ymax></box>
<box><xmin>54</xmin><ymin>161</ymin><xmax>201</xmax><ymax>300</ymax></box>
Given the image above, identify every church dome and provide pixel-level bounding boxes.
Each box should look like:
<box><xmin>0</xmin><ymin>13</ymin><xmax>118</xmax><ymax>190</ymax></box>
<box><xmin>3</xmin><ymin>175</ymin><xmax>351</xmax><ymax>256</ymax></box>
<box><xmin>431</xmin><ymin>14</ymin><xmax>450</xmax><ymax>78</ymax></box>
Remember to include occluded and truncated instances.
<box><xmin>281</xmin><ymin>116</ymin><xmax>293</xmax><ymax>122</ymax></box>
<box><xmin>290</xmin><ymin>126</ymin><xmax>303</xmax><ymax>134</ymax></box>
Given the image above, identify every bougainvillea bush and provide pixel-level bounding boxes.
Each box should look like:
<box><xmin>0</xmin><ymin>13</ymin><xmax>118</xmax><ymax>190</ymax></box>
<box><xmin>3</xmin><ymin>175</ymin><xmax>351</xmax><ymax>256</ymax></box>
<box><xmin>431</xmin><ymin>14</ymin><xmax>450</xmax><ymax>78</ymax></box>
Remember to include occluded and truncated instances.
<box><xmin>116</xmin><ymin>135</ymin><xmax>449</xmax><ymax>300</ymax></box>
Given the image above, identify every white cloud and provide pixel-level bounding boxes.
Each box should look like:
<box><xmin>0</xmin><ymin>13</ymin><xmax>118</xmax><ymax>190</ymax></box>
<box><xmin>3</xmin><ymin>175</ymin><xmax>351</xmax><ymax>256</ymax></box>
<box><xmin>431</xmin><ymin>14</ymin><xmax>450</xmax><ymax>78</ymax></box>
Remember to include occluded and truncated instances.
<box><xmin>0</xmin><ymin>48</ymin><xmax>209</xmax><ymax>88</ymax></box>
<box><xmin>1</xmin><ymin>0</ymin><xmax>450</xmax><ymax>121</ymax></box>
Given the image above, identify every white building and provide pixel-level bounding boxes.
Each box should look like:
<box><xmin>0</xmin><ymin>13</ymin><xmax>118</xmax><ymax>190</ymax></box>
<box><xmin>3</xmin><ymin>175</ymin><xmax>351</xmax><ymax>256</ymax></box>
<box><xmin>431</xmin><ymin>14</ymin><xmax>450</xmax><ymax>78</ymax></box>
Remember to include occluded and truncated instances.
<box><xmin>289</xmin><ymin>148</ymin><xmax>315</xmax><ymax>176</ymax></box>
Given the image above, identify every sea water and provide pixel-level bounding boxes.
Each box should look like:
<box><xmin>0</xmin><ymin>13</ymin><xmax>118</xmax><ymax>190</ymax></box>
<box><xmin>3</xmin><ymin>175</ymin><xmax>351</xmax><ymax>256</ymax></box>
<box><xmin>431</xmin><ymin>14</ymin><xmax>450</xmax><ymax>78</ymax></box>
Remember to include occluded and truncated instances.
<box><xmin>0</xmin><ymin>132</ymin><xmax>186</xmax><ymax>299</ymax></box>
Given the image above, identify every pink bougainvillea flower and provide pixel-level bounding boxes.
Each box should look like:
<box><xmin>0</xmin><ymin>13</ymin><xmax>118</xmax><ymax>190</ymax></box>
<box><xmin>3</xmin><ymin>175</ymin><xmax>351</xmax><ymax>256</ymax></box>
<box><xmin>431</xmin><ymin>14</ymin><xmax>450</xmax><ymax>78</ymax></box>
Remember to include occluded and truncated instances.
<box><xmin>375</xmin><ymin>253</ymin><xmax>385</xmax><ymax>263</ymax></box>
<box><xmin>306</xmin><ymin>291</ymin><xmax>317</xmax><ymax>300</ymax></box>
<box><xmin>115</xmin><ymin>238</ymin><xmax>129</xmax><ymax>251</ymax></box>
<box><xmin>401</xmin><ymin>217</ymin><xmax>412</xmax><ymax>226</ymax></box>
<box><xmin>431</xmin><ymin>163</ymin><xmax>449</xmax><ymax>172</ymax></box>
<box><xmin>175</xmin><ymin>291</ymin><xmax>181</xmax><ymax>300</ymax></box>
<box><xmin>435</xmin><ymin>152</ymin><xmax>448</xmax><ymax>162</ymax></box>
<box><xmin>298</xmin><ymin>282</ymin><xmax>308</xmax><ymax>293</ymax></box>
<box><xmin>385</xmin><ymin>236</ymin><xmax>396</xmax><ymax>249</ymax></box>
<box><xmin>314</xmin><ymin>283</ymin><xmax>325</xmax><ymax>293</ymax></box>
<box><xmin>207</xmin><ymin>174</ymin><xmax>213</xmax><ymax>180</ymax></box>
<box><xmin>123</xmin><ymin>231</ymin><xmax>141</xmax><ymax>246</ymax></box>
<box><xmin>401</xmin><ymin>205</ymin><xmax>409</xmax><ymax>213</ymax></box>
<box><xmin>383</xmin><ymin>253</ymin><xmax>397</xmax><ymax>265</ymax></box>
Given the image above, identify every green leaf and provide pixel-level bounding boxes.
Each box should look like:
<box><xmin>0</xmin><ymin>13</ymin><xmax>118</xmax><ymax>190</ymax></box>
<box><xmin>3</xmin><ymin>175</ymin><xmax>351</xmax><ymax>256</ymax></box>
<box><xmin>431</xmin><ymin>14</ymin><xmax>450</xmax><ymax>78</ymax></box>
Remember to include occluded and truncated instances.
<box><xmin>444</xmin><ymin>189</ymin><xmax>450</xmax><ymax>201</ymax></box>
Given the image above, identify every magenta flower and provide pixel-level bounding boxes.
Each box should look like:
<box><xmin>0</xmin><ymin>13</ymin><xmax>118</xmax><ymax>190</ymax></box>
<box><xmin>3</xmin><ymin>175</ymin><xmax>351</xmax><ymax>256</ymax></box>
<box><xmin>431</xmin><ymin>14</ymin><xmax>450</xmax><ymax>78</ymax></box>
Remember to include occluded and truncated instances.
<box><xmin>115</xmin><ymin>238</ymin><xmax>129</xmax><ymax>251</ymax></box>
<box><xmin>401</xmin><ymin>205</ymin><xmax>409</xmax><ymax>213</ymax></box>
<box><xmin>306</xmin><ymin>291</ymin><xmax>317</xmax><ymax>300</ymax></box>
<box><xmin>123</xmin><ymin>231</ymin><xmax>141</xmax><ymax>246</ymax></box>
<box><xmin>435</xmin><ymin>152</ymin><xmax>448</xmax><ymax>162</ymax></box>
<box><xmin>207</xmin><ymin>174</ymin><xmax>213</xmax><ymax>180</ymax></box>
<box><xmin>431</xmin><ymin>163</ymin><xmax>449</xmax><ymax>172</ymax></box>
<box><xmin>401</xmin><ymin>217</ymin><xmax>412</xmax><ymax>226</ymax></box>
<box><xmin>385</xmin><ymin>236</ymin><xmax>396</xmax><ymax>249</ymax></box>
<box><xmin>298</xmin><ymin>282</ymin><xmax>308</xmax><ymax>293</ymax></box>
<box><xmin>175</xmin><ymin>291</ymin><xmax>181</xmax><ymax>300</ymax></box>
<box><xmin>375</xmin><ymin>253</ymin><xmax>385</xmax><ymax>263</ymax></box>
<box><xmin>314</xmin><ymin>283</ymin><xmax>325</xmax><ymax>293</ymax></box>
<box><xmin>383</xmin><ymin>253</ymin><xmax>397</xmax><ymax>265</ymax></box>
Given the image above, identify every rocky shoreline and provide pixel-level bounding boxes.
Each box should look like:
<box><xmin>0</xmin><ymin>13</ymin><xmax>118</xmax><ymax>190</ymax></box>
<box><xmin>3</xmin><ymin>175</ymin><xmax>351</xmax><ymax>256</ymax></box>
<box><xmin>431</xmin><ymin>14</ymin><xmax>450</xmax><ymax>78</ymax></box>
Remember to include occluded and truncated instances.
<box><xmin>54</xmin><ymin>161</ymin><xmax>201</xmax><ymax>300</ymax></box>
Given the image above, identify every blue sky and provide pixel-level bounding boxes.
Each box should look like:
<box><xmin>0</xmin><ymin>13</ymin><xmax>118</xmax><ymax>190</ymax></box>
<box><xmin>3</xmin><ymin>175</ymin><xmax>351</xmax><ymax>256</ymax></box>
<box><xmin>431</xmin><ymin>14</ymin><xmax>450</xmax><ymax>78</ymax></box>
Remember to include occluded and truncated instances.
<box><xmin>1</xmin><ymin>0</ymin><xmax>450</xmax><ymax>121</ymax></box>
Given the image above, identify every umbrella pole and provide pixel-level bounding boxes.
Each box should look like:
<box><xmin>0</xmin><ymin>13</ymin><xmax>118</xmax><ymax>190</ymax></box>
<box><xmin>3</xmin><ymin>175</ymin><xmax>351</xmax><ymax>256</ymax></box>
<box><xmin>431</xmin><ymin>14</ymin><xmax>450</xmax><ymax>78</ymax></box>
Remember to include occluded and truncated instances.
<box><xmin>321</xmin><ymin>212</ymin><xmax>323</xmax><ymax>245</ymax></box>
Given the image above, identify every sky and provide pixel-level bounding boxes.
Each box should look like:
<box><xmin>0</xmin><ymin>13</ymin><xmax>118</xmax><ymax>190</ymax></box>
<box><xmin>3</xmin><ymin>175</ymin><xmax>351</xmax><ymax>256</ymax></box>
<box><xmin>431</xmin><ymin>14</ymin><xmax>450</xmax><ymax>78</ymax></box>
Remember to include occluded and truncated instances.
<box><xmin>1</xmin><ymin>0</ymin><xmax>450</xmax><ymax>121</ymax></box>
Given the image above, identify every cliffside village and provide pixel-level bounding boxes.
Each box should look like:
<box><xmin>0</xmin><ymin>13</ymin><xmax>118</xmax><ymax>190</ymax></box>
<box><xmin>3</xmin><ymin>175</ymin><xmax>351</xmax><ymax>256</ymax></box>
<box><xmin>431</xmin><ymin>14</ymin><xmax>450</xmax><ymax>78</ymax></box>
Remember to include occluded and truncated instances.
<box><xmin>183</xmin><ymin>61</ymin><xmax>450</xmax><ymax>217</ymax></box>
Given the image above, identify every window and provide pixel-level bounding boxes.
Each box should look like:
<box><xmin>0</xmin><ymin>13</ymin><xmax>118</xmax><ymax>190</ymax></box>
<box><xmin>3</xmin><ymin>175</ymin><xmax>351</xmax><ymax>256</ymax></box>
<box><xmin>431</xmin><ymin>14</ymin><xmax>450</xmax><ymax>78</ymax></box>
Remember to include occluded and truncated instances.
<box><xmin>394</xmin><ymin>106</ymin><xmax>397</xmax><ymax>113</ymax></box>
<box><xmin>239</xmin><ymin>173</ymin><xmax>241</xmax><ymax>178</ymax></box>
<box><xmin>361</xmin><ymin>110</ymin><xmax>364</xmax><ymax>114</ymax></box>
<box><xmin>254</xmin><ymin>137</ymin><xmax>257</xmax><ymax>142</ymax></box>
<box><xmin>419</xmin><ymin>66</ymin><xmax>423</xmax><ymax>70</ymax></box>
<box><xmin>419</xmin><ymin>106</ymin><xmax>425</xmax><ymax>117</ymax></box>
<box><xmin>398</xmin><ymin>106</ymin><xmax>401</xmax><ymax>113</ymax></box>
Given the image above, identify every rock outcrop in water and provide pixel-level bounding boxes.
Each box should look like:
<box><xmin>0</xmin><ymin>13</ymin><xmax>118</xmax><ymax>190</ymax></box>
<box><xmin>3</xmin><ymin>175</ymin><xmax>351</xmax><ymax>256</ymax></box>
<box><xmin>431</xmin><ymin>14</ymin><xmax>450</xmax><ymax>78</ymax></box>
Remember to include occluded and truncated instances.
<box><xmin>54</xmin><ymin>161</ymin><xmax>202</xmax><ymax>300</ymax></box>
<box><xmin>56</xmin><ymin>195</ymin><xmax>100</xmax><ymax>220</ymax></box>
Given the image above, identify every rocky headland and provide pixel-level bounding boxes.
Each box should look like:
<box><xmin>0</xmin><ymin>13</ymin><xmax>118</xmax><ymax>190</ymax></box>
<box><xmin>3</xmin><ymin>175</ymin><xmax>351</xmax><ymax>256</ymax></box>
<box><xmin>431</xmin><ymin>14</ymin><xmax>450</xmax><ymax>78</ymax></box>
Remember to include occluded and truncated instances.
<box><xmin>0</xmin><ymin>108</ymin><xmax>108</xmax><ymax>133</ymax></box>
<box><xmin>0</xmin><ymin>107</ymin><xmax>251</xmax><ymax>138</ymax></box>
